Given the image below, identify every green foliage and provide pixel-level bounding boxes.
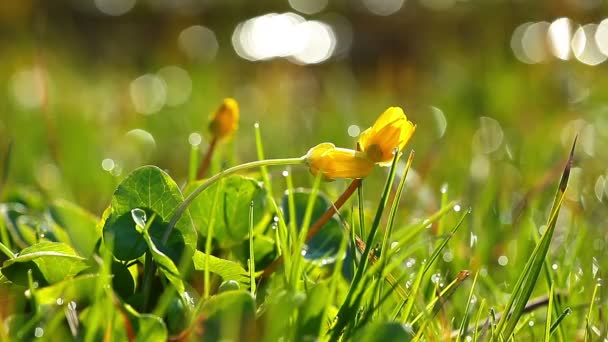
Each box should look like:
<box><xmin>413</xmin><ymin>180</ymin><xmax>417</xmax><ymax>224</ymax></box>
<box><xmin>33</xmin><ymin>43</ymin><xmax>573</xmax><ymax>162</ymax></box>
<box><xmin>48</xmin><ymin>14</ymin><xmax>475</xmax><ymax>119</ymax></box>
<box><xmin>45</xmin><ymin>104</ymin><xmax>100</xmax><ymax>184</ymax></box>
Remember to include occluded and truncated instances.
<box><xmin>101</xmin><ymin>166</ymin><xmax>197</xmax><ymax>264</ymax></box>
<box><xmin>186</xmin><ymin>175</ymin><xmax>266</xmax><ymax>247</ymax></box>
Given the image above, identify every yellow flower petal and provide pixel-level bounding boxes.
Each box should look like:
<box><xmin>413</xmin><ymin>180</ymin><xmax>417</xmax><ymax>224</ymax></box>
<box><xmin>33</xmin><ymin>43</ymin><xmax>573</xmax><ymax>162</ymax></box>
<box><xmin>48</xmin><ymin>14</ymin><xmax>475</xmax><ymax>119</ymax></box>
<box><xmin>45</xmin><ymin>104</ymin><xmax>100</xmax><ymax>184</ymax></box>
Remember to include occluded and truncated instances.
<box><xmin>305</xmin><ymin>143</ymin><xmax>375</xmax><ymax>181</ymax></box>
<box><xmin>358</xmin><ymin>106</ymin><xmax>415</xmax><ymax>165</ymax></box>
<box><xmin>209</xmin><ymin>98</ymin><xmax>239</xmax><ymax>140</ymax></box>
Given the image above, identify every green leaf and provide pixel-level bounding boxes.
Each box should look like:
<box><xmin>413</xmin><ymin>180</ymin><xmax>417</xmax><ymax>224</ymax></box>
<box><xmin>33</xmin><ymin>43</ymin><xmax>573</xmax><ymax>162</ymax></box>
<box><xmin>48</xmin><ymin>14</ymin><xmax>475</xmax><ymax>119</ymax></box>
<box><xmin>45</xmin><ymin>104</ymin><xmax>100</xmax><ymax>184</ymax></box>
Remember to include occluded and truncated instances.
<box><xmin>233</xmin><ymin>234</ymin><xmax>277</xmax><ymax>271</ymax></box>
<box><xmin>281</xmin><ymin>189</ymin><xmax>344</xmax><ymax>260</ymax></box>
<box><xmin>197</xmin><ymin>290</ymin><xmax>256</xmax><ymax>341</ymax></box>
<box><xmin>49</xmin><ymin>199</ymin><xmax>101</xmax><ymax>258</ymax></box>
<box><xmin>101</xmin><ymin>166</ymin><xmax>197</xmax><ymax>264</ymax></box>
<box><xmin>141</xmin><ymin>228</ymin><xmax>187</xmax><ymax>300</ymax></box>
<box><xmin>1</xmin><ymin>242</ymin><xmax>89</xmax><ymax>285</ymax></box>
<box><xmin>186</xmin><ymin>175</ymin><xmax>266</xmax><ymax>247</ymax></box>
<box><xmin>192</xmin><ymin>250</ymin><xmax>249</xmax><ymax>286</ymax></box>
<box><xmin>297</xmin><ymin>283</ymin><xmax>330</xmax><ymax>338</ymax></box>
<box><xmin>33</xmin><ymin>273</ymin><xmax>101</xmax><ymax>306</ymax></box>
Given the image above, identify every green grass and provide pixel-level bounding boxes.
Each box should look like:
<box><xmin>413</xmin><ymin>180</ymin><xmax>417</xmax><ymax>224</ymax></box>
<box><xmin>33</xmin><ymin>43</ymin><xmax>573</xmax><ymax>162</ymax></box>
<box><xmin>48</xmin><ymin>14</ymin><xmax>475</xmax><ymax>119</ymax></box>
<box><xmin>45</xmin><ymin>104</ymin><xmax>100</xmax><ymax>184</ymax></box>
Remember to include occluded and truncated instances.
<box><xmin>1</xmin><ymin>39</ymin><xmax>608</xmax><ymax>341</ymax></box>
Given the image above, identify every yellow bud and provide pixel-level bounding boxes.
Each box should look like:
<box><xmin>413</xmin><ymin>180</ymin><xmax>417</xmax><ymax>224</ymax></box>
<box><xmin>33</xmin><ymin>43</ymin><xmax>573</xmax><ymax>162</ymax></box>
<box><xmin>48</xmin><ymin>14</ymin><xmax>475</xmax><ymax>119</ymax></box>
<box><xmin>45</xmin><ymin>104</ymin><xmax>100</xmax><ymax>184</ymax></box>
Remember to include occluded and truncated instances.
<box><xmin>305</xmin><ymin>143</ymin><xmax>375</xmax><ymax>181</ymax></box>
<box><xmin>358</xmin><ymin>106</ymin><xmax>415</xmax><ymax>165</ymax></box>
<box><xmin>209</xmin><ymin>98</ymin><xmax>239</xmax><ymax>140</ymax></box>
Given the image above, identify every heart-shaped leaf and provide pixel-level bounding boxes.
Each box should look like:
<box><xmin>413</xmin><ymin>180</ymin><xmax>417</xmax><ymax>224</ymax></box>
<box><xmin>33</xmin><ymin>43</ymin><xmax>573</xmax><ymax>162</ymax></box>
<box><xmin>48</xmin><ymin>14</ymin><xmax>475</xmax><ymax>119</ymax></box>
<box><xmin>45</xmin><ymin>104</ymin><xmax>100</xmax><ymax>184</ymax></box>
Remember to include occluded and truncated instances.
<box><xmin>186</xmin><ymin>175</ymin><xmax>266</xmax><ymax>247</ymax></box>
<box><xmin>101</xmin><ymin>166</ymin><xmax>197</xmax><ymax>264</ymax></box>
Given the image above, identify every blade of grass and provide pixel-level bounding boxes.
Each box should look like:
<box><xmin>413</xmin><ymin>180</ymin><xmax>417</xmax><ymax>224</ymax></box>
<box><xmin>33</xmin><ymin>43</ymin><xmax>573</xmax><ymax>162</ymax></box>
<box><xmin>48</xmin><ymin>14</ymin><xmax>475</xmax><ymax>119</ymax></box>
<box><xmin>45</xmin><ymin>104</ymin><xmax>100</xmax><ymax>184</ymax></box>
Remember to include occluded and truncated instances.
<box><xmin>495</xmin><ymin>138</ymin><xmax>575</xmax><ymax>339</ymax></box>
<box><xmin>375</xmin><ymin>151</ymin><xmax>414</xmax><ymax>314</ymax></box>
<box><xmin>330</xmin><ymin>151</ymin><xmax>400</xmax><ymax>339</ymax></box>
<box><xmin>248</xmin><ymin>201</ymin><xmax>256</xmax><ymax>296</ymax></box>
<box><xmin>584</xmin><ymin>282</ymin><xmax>599</xmax><ymax>342</ymax></box>
<box><xmin>254</xmin><ymin>123</ymin><xmax>292</xmax><ymax>280</ymax></box>
<box><xmin>400</xmin><ymin>209</ymin><xmax>469</xmax><ymax>323</ymax></box>
<box><xmin>473</xmin><ymin>299</ymin><xmax>486</xmax><ymax>342</ymax></box>
<box><xmin>550</xmin><ymin>308</ymin><xmax>571</xmax><ymax>336</ymax></box>
<box><xmin>456</xmin><ymin>271</ymin><xmax>480</xmax><ymax>342</ymax></box>
<box><xmin>544</xmin><ymin>283</ymin><xmax>554</xmax><ymax>341</ymax></box>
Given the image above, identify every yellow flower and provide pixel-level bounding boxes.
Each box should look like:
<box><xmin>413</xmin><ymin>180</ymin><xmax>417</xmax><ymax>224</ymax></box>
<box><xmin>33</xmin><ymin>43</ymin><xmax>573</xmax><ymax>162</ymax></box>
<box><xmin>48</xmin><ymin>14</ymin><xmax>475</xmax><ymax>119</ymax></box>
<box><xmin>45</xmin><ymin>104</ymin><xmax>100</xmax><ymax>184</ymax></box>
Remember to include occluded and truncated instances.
<box><xmin>209</xmin><ymin>98</ymin><xmax>239</xmax><ymax>140</ymax></box>
<box><xmin>305</xmin><ymin>143</ymin><xmax>375</xmax><ymax>181</ymax></box>
<box><xmin>358</xmin><ymin>106</ymin><xmax>416</xmax><ymax>165</ymax></box>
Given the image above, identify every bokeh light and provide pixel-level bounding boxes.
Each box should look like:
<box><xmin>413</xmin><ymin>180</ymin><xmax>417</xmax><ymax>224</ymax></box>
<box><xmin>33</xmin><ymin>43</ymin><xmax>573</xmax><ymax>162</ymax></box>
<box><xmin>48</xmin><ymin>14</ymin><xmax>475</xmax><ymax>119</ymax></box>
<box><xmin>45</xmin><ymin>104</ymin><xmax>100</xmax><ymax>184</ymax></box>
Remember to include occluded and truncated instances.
<box><xmin>129</xmin><ymin>74</ymin><xmax>167</xmax><ymax>115</ymax></box>
<box><xmin>178</xmin><ymin>25</ymin><xmax>219</xmax><ymax>62</ymax></box>
<box><xmin>548</xmin><ymin>17</ymin><xmax>572</xmax><ymax>60</ymax></box>
<box><xmin>571</xmin><ymin>24</ymin><xmax>607</xmax><ymax>66</ymax></box>
<box><xmin>288</xmin><ymin>0</ymin><xmax>328</xmax><ymax>15</ymax></box>
<box><xmin>10</xmin><ymin>67</ymin><xmax>47</xmax><ymax>110</ymax></box>
<box><xmin>157</xmin><ymin>66</ymin><xmax>192</xmax><ymax>107</ymax></box>
<box><xmin>232</xmin><ymin>13</ymin><xmax>337</xmax><ymax>64</ymax></box>
<box><xmin>362</xmin><ymin>0</ymin><xmax>405</xmax><ymax>16</ymax></box>
<box><xmin>94</xmin><ymin>0</ymin><xmax>136</xmax><ymax>16</ymax></box>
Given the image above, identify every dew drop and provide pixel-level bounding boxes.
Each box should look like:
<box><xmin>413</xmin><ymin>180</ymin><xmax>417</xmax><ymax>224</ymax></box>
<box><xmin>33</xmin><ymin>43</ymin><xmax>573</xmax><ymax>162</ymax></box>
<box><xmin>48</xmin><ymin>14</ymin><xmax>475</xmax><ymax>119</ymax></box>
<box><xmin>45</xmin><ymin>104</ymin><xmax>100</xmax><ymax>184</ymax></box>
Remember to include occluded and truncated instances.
<box><xmin>440</xmin><ymin>183</ymin><xmax>448</xmax><ymax>194</ymax></box>
<box><xmin>552</xmin><ymin>263</ymin><xmax>559</xmax><ymax>270</ymax></box>
<box><xmin>282</xmin><ymin>170</ymin><xmax>289</xmax><ymax>177</ymax></box>
<box><xmin>431</xmin><ymin>273</ymin><xmax>442</xmax><ymax>284</ymax></box>
<box><xmin>592</xmin><ymin>257</ymin><xmax>599</xmax><ymax>278</ymax></box>
<box><xmin>442</xmin><ymin>250</ymin><xmax>453</xmax><ymax>262</ymax></box>
<box><xmin>254</xmin><ymin>122</ymin><xmax>260</xmax><ymax>128</ymax></box>
<box><xmin>56</xmin><ymin>297</ymin><xmax>64</xmax><ymax>306</ymax></box>
<box><xmin>34</xmin><ymin>327</ymin><xmax>44</xmax><ymax>338</ymax></box>
<box><xmin>453</xmin><ymin>204</ymin><xmax>461</xmax><ymax>212</ymax></box>
<box><xmin>131</xmin><ymin>208</ymin><xmax>147</xmax><ymax>229</ymax></box>
<box><xmin>498</xmin><ymin>255</ymin><xmax>509</xmax><ymax>266</ymax></box>
<box><xmin>528</xmin><ymin>320</ymin><xmax>535</xmax><ymax>327</ymax></box>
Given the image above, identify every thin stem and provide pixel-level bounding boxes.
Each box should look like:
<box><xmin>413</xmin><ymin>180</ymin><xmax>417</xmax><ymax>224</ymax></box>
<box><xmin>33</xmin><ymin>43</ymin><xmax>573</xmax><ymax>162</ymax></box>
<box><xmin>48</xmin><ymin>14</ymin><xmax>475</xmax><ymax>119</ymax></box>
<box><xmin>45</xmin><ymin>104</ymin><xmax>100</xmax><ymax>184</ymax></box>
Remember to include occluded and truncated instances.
<box><xmin>163</xmin><ymin>157</ymin><xmax>306</xmax><ymax>243</ymax></box>
<box><xmin>262</xmin><ymin>179</ymin><xmax>361</xmax><ymax>278</ymax></box>
<box><xmin>197</xmin><ymin>136</ymin><xmax>218</xmax><ymax>180</ymax></box>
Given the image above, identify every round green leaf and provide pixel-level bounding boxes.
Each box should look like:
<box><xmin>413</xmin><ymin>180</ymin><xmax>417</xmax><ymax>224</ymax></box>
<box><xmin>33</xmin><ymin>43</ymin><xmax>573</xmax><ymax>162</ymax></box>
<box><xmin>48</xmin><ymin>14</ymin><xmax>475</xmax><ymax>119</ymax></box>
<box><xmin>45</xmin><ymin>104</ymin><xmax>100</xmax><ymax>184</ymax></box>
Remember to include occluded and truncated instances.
<box><xmin>186</xmin><ymin>175</ymin><xmax>266</xmax><ymax>247</ymax></box>
<box><xmin>101</xmin><ymin>166</ymin><xmax>197</xmax><ymax>264</ymax></box>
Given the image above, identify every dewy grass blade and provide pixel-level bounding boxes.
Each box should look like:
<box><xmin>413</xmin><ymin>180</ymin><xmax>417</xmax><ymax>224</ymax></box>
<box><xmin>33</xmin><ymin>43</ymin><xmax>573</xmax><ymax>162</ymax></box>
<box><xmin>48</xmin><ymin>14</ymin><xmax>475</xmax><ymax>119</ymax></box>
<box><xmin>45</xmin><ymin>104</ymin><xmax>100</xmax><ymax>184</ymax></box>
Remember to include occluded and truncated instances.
<box><xmin>495</xmin><ymin>138</ymin><xmax>575</xmax><ymax>339</ymax></box>
<box><xmin>550</xmin><ymin>308</ymin><xmax>571</xmax><ymax>336</ymax></box>
<box><xmin>248</xmin><ymin>201</ymin><xmax>256</xmax><ymax>296</ymax></box>
<box><xmin>376</xmin><ymin>151</ymin><xmax>414</xmax><ymax>310</ymax></box>
<box><xmin>254</xmin><ymin>123</ymin><xmax>293</xmax><ymax>279</ymax></box>
<box><xmin>401</xmin><ymin>209</ymin><xmax>469</xmax><ymax>324</ymax></box>
<box><xmin>543</xmin><ymin>283</ymin><xmax>554</xmax><ymax>341</ymax></box>
<box><xmin>330</xmin><ymin>150</ymin><xmax>400</xmax><ymax>340</ymax></box>
<box><xmin>290</xmin><ymin>173</ymin><xmax>322</xmax><ymax>289</ymax></box>
<box><xmin>410</xmin><ymin>270</ymin><xmax>470</xmax><ymax>325</ymax></box>
<box><xmin>457</xmin><ymin>271</ymin><xmax>480</xmax><ymax>342</ymax></box>
<box><xmin>584</xmin><ymin>282</ymin><xmax>599</xmax><ymax>342</ymax></box>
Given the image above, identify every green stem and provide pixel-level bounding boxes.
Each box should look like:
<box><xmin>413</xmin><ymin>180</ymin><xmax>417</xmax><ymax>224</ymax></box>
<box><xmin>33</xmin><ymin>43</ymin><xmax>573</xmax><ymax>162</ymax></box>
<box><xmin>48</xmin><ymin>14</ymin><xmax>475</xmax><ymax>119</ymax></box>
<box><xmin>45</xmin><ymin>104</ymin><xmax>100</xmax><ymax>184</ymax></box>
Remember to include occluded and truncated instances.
<box><xmin>163</xmin><ymin>157</ymin><xmax>306</xmax><ymax>243</ymax></box>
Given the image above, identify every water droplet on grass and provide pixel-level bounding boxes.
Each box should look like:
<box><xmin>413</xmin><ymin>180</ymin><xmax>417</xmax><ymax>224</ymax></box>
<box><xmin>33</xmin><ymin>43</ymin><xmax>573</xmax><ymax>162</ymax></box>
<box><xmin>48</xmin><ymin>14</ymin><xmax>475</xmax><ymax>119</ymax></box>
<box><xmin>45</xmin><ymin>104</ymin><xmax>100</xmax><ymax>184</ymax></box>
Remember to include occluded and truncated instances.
<box><xmin>68</xmin><ymin>301</ymin><xmax>77</xmax><ymax>311</ymax></box>
<box><xmin>56</xmin><ymin>297</ymin><xmax>64</xmax><ymax>306</ymax></box>
<box><xmin>592</xmin><ymin>257</ymin><xmax>599</xmax><ymax>278</ymax></box>
<box><xmin>552</xmin><ymin>263</ymin><xmax>559</xmax><ymax>270</ymax></box>
<box><xmin>453</xmin><ymin>204</ymin><xmax>461</xmax><ymax>212</ymax></box>
<box><xmin>34</xmin><ymin>327</ymin><xmax>44</xmax><ymax>338</ymax></box>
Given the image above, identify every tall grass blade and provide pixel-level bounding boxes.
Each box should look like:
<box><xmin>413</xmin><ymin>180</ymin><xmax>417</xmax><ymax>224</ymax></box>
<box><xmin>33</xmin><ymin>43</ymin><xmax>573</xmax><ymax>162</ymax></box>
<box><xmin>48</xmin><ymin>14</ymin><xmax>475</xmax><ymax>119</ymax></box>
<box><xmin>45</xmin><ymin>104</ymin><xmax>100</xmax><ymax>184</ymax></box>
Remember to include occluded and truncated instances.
<box><xmin>456</xmin><ymin>271</ymin><xmax>480</xmax><ymax>342</ymax></box>
<box><xmin>495</xmin><ymin>138</ymin><xmax>576</xmax><ymax>339</ymax></box>
<box><xmin>401</xmin><ymin>209</ymin><xmax>469</xmax><ymax>323</ymax></box>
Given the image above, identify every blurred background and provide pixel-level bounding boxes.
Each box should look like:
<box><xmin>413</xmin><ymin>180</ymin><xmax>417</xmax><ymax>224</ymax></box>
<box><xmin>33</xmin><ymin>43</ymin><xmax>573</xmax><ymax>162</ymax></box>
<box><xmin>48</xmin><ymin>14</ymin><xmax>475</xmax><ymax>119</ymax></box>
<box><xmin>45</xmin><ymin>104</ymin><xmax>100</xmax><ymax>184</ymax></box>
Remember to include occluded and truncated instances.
<box><xmin>0</xmin><ymin>0</ymin><xmax>607</xmax><ymax>230</ymax></box>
